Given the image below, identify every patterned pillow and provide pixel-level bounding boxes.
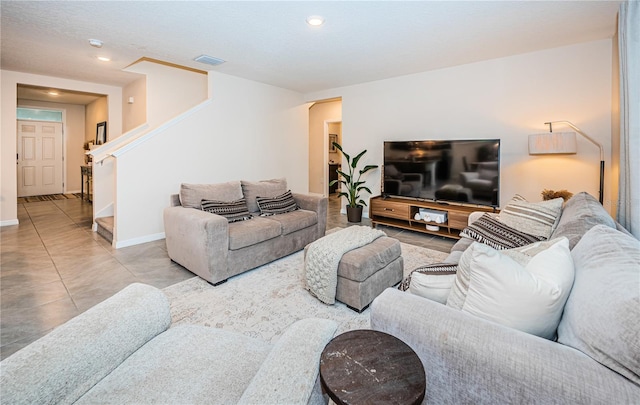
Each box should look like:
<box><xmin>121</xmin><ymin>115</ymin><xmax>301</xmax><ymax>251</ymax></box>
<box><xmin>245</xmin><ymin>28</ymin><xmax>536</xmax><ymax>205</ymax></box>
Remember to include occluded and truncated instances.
<box><xmin>499</xmin><ymin>195</ymin><xmax>563</xmax><ymax>239</ymax></box>
<box><xmin>256</xmin><ymin>190</ymin><xmax>298</xmax><ymax>216</ymax></box>
<box><xmin>459</xmin><ymin>213</ymin><xmax>545</xmax><ymax>250</ymax></box>
<box><xmin>201</xmin><ymin>198</ymin><xmax>253</xmax><ymax>223</ymax></box>
<box><xmin>398</xmin><ymin>263</ymin><xmax>458</xmax><ymax>291</ymax></box>
<box><xmin>399</xmin><ymin>263</ymin><xmax>458</xmax><ymax>304</ymax></box>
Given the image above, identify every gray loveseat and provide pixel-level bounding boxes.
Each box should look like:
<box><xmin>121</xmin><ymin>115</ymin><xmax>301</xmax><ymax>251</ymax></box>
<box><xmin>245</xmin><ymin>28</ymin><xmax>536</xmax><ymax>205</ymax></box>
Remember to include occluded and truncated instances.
<box><xmin>0</xmin><ymin>283</ymin><xmax>338</xmax><ymax>404</ymax></box>
<box><xmin>164</xmin><ymin>179</ymin><xmax>327</xmax><ymax>285</ymax></box>
<box><xmin>371</xmin><ymin>192</ymin><xmax>640</xmax><ymax>403</ymax></box>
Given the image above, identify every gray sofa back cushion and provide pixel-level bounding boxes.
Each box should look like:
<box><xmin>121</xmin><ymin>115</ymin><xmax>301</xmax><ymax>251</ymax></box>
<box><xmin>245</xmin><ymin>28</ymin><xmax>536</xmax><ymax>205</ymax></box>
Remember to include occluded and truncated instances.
<box><xmin>557</xmin><ymin>225</ymin><xmax>640</xmax><ymax>385</ymax></box>
<box><xmin>180</xmin><ymin>181</ymin><xmax>243</xmax><ymax>209</ymax></box>
<box><xmin>241</xmin><ymin>178</ymin><xmax>287</xmax><ymax>213</ymax></box>
<box><xmin>0</xmin><ymin>283</ymin><xmax>170</xmax><ymax>405</ymax></box>
<box><xmin>551</xmin><ymin>192</ymin><xmax>615</xmax><ymax>249</ymax></box>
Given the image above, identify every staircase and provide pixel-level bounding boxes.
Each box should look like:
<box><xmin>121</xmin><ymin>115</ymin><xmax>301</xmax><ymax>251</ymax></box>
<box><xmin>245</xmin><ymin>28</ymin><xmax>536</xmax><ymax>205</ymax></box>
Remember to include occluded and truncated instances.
<box><xmin>95</xmin><ymin>216</ymin><xmax>114</xmax><ymax>244</ymax></box>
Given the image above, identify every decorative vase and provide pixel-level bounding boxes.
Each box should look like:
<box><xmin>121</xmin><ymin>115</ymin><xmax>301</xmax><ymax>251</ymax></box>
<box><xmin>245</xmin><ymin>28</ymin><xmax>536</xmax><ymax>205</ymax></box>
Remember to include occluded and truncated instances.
<box><xmin>346</xmin><ymin>206</ymin><xmax>363</xmax><ymax>223</ymax></box>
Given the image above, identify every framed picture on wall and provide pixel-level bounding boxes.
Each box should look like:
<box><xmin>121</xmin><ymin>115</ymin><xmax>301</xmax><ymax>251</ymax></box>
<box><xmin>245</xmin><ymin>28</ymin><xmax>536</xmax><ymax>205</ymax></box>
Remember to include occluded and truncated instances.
<box><xmin>96</xmin><ymin>121</ymin><xmax>107</xmax><ymax>145</ymax></box>
<box><xmin>329</xmin><ymin>134</ymin><xmax>338</xmax><ymax>151</ymax></box>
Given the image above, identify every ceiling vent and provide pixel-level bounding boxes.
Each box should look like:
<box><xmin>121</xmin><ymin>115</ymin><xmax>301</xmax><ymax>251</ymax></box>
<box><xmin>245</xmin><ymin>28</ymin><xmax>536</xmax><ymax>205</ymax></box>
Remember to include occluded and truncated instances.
<box><xmin>194</xmin><ymin>55</ymin><xmax>226</xmax><ymax>66</ymax></box>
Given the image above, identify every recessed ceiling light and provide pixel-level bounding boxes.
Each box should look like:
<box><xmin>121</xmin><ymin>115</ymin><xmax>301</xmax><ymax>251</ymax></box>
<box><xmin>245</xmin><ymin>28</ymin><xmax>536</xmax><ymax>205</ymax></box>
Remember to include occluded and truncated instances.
<box><xmin>97</xmin><ymin>56</ymin><xmax>111</xmax><ymax>62</ymax></box>
<box><xmin>306</xmin><ymin>15</ymin><xmax>325</xmax><ymax>26</ymax></box>
<box><xmin>89</xmin><ymin>39</ymin><xmax>103</xmax><ymax>48</ymax></box>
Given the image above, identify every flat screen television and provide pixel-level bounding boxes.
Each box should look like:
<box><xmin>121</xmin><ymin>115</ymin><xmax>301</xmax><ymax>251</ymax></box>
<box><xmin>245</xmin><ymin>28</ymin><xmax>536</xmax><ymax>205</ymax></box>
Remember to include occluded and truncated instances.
<box><xmin>383</xmin><ymin>139</ymin><xmax>500</xmax><ymax>207</ymax></box>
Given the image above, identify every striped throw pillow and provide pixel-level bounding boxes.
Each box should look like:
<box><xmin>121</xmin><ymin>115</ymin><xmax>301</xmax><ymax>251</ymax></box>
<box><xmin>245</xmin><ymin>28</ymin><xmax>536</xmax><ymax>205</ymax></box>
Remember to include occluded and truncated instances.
<box><xmin>500</xmin><ymin>195</ymin><xmax>563</xmax><ymax>239</ymax></box>
<box><xmin>398</xmin><ymin>263</ymin><xmax>458</xmax><ymax>291</ymax></box>
<box><xmin>460</xmin><ymin>213</ymin><xmax>545</xmax><ymax>250</ymax></box>
<box><xmin>256</xmin><ymin>190</ymin><xmax>298</xmax><ymax>216</ymax></box>
<box><xmin>201</xmin><ymin>198</ymin><xmax>253</xmax><ymax>223</ymax></box>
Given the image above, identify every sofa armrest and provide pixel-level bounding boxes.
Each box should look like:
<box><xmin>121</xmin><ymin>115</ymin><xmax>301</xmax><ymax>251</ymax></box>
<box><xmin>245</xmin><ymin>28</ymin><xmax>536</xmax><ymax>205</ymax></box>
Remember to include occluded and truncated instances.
<box><xmin>459</xmin><ymin>171</ymin><xmax>479</xmax><ymax>186</ymax></box>
<box><xmin>163</xmin><ymin>206</ymin><xmax>230</xmax><ymax>284</ymax></box>
<box><xmin>0</xmin><ymin>284</ymin><xmax>170</xmax><ymax>405</ymax></box>
<box><xmin>238</xmin><ymin>318</ymin><xmax>338</xmax><ymax>405</ymax></box>
<box><xmin>403</xmin><ymin>173</ymin><xmax>424</xmax><ymax>182</ymax></box>
<box><xmin>370</xmin><ymin>288</ymin><xmax>640</xmax><ymax>404</ymax></box>
<box><xmin>169</xmin><ymin>193</ymin><xmax>181</xmax><ymax>207</ymax></box>
<box><xmin>292</xmin><ymin>193</ymin><xmax>328</xmax><ymax>239</ymax></box>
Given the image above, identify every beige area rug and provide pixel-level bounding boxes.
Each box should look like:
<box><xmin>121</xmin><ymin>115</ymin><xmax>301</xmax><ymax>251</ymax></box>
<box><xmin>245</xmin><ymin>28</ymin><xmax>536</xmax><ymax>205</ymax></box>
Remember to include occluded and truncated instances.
<box><xmin>163</xmin><ymin>242</ymin><xmax>448</xmax><ymax>343</ymax></box>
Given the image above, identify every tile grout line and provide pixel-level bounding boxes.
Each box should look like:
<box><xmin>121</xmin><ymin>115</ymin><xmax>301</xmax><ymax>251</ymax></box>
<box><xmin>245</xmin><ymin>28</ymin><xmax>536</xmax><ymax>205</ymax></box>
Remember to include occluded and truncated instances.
<box><xmin>24</xmin><ymin>202</ymin><xmax>82</xmax><ymax>312</ymax></box>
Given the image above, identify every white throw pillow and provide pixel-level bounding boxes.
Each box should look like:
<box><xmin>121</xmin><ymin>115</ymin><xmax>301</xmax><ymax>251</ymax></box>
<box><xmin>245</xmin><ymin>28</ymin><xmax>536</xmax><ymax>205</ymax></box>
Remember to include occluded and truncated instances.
<box><xmin>461</xmin><ymin>238</ymin><xmax>574</xmax><ymax>339</ymax></box>
<box><xmin>409</xmin><ymin>273</ymin><xmax>456</xmax><ymax>304</ymax></box>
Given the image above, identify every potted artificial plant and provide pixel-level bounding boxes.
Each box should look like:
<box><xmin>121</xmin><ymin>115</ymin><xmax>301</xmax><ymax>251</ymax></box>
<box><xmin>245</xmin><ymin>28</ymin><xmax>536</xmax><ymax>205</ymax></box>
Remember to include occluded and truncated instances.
<box><xmin>329</xmin><ymin>142</ymin><xmax>379</xmax><ymax>223</ymax></box>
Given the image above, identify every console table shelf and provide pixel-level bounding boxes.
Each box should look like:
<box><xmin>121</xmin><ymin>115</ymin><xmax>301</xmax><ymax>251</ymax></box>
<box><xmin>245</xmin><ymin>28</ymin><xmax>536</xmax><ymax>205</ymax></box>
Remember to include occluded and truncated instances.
<box><xmin>370</xmin><ymin>195</ymin><xmax>497</xmax><ymax>240</ymax></box>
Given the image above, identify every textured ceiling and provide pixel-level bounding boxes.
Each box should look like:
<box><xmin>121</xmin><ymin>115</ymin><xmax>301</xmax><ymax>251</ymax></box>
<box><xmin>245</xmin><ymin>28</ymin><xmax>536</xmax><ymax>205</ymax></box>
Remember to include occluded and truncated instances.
<box><xmin>1</xmin><ymin>1</ymin><xmax>621</xmax><ymax>95</ymax></box>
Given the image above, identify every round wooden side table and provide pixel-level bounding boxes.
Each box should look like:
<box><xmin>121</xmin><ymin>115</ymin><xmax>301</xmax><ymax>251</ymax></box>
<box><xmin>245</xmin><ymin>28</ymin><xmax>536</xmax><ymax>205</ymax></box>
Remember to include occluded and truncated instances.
<box><xmin>320</xmin><ymin>329</ymin><xmax>426</xmax><ymax>405</ymax></box>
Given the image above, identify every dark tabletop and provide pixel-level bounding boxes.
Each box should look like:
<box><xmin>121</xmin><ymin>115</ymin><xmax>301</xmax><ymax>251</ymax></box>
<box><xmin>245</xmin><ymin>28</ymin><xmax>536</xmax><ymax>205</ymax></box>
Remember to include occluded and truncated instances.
<box><xmin>320</xmin><ymin>329</ymin><xmax>426</xmax><ymax>405</ymax></box>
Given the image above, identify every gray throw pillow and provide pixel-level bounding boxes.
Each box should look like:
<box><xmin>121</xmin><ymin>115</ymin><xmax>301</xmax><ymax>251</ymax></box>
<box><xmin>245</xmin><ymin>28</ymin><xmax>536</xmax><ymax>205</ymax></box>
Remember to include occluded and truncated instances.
<box><xmin>241</xmin><ymin>178</ymin><xmax>287</xmax><ymax>213</ymax></box>
<box><xmin>179</xmin><ymin>181</ymin><xmax>243</xmax><ymax>209</ymax></box>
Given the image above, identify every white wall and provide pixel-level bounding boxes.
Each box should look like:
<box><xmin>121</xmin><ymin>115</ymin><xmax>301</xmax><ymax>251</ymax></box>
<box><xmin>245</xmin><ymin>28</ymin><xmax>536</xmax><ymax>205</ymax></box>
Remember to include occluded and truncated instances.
<box><xmin>305</xmin><ymin>40</ymin><xmax>614</xmax><ymax>214</ymax></box>
<box><xmin>122</xmin><ymin>77</ymin><xmax>147</xmax><ymax>132</ymax></box>
<box><xmin>124</xmin><ymin>61</ymin><xmax>208</xmax><ymax>128</ymax></box>
<box><xmin>1</xmin><ymin>70</ymin><xmax>122</xmax><ymax>226</ymax></box>
<box><xmin>113</xmin><ymin>71</ymin><xmax>308</xmax><ymax>246</ymax></box>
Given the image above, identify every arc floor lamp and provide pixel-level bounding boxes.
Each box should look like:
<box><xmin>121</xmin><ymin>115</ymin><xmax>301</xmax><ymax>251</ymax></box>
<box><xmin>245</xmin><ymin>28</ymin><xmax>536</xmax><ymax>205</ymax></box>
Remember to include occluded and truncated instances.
<box><xmin>528</xmin><ymin>121</ymin><xmax>604</xmax><ymax>204</ymax></box>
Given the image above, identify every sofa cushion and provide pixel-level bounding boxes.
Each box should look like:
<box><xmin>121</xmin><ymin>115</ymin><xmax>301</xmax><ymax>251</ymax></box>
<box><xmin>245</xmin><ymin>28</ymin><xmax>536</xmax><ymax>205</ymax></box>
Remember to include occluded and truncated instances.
<box><xmin>459</xmin><ymin>213</ymin><xmax>545</xmax><ymax>250</ymax></box>
<box><xmin>256</xmin><ymin>190</ymin><xmax>298</xmax><ymax>216</ymax></box>
<box><xmin>551</xmin><ymin>192</ymin><xmax>616</xmax><ymax>249</ymax></box>
<box><xmin>557</xmin><ymin>225</ymin><xmax>640</xmax><ymax>384</ymax></box>
<box><xmin>241</xmin><ymin>178</ymin><xmax>287</xmax><ymax>213</ymax></box>
<box><xmin>201</xmin><ymin>198</ymin><xmax>253</xmax><ymax>223</ymax></box>
<box><xmin>180</xmin><ymin>182</ymin><xmax>243</xmax><ymax>209</ymax></box>
<box><xmin>454</xmin><ymin>239</ymin><xmax>574</xmax><ymax>339</ymax></box>
<box><xmin>76</xmin><ymin>325</ymin><xmax>272</xmax><ymax>404</ymax></box>
<box><xmin>500</xmin><ymin>195</ymin><xmax>563</xmax><ymax>239</ymax></box>
<box><xmin>228</xmin><ymin>217</ymin><xmax>281</xmax><ymax>250</ymax></box>
<box><xmin>263</xmin><ymin>209</ymin><xmax>317</xmax><ymax>236</ymax></box>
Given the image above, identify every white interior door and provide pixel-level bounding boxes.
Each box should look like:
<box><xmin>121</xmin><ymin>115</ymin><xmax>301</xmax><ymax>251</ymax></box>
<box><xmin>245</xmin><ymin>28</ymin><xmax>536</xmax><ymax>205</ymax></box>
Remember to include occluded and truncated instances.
<box><xmin>17</xmin><ymin>120</ymin><xmax>63</xmax><ymax>197</ymax></box>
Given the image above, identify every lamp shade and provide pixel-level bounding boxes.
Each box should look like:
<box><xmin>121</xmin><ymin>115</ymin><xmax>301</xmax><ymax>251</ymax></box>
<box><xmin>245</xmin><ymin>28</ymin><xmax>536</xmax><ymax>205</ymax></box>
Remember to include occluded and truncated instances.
<box><xmin>528</xmin><ymin>132</ymin><xmax>577</xmax><ymax>155</ymax></box>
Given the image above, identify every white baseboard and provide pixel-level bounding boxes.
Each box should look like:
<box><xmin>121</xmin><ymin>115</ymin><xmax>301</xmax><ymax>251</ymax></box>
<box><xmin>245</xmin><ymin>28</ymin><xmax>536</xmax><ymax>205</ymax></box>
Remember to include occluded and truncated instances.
<box><xmin>0</xmin><ymin>219</ymin><xmax>19</xmax><ymax>227</ymax></box>
<box><xmin>114</xmin><ymin>232</ymin><xmax>166</xmax><ymax>249</ymax></box>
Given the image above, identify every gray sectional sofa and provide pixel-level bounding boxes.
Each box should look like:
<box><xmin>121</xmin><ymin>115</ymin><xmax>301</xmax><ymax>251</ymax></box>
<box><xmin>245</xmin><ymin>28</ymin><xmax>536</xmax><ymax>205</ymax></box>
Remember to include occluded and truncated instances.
<box><xmin>371</xmin><ymin>192</ymin><xmax>640</xmax><ymax>403</ymax></box>
<box><xmin>0</xmin><ymin>283</ymin><xmax>337</xmax><ymax>404</ymax></box>
<box><xmin>164</xmin><ymin>179</ymin><xmax>327</xmax><ymax>285</ymax></box>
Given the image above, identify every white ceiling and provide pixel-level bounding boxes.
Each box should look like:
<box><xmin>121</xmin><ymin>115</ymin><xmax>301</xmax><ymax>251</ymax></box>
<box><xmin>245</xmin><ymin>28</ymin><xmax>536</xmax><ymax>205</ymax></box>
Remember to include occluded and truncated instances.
<box><xmin>1</xmin><ymin>1</ymin><xmax>621</xmax><ymax>95</ymax></box>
